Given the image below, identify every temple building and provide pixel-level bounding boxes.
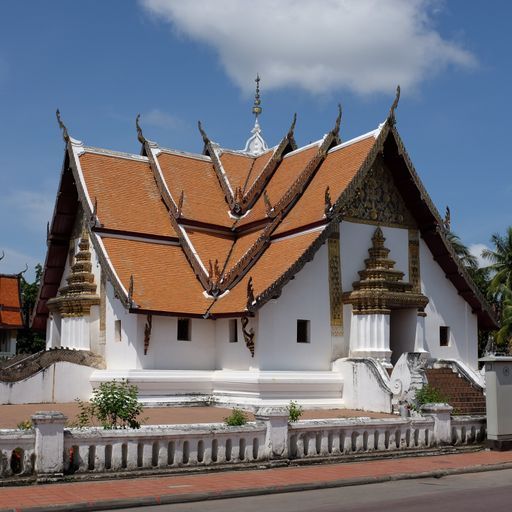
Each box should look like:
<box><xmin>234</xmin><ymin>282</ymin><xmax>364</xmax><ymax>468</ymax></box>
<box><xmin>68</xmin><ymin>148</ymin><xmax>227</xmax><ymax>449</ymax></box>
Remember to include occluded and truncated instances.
<box><xmin>0</xmin><ymin>268</ymin><xmax>23</xmax><ymax>358</ymax></box>
<box><xmin>29</xmin><ymin>81</ymin><xmax>497</xmax><ymax>411</ymax></box>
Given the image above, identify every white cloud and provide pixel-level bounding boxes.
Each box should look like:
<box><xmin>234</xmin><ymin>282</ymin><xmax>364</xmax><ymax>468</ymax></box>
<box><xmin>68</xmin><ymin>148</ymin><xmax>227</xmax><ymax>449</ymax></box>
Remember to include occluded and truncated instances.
<box><xmin>140</xmin><ymin>0</ymin><xmax>476</xmax><ymax>95</ymax></box>
<box><xmin>142</xmin><ymin>108</ymin><xmax>183</xmax><ymax>129</ymax></box>
<box><xmin>469</xmin><ymin>243</ymin><xmax>490</xmax><ymax>268</ymax></box>
<box><xmin>1</xmin><ymin>190</ymin><xmax>54</xmax><ymax>232</ymax></box>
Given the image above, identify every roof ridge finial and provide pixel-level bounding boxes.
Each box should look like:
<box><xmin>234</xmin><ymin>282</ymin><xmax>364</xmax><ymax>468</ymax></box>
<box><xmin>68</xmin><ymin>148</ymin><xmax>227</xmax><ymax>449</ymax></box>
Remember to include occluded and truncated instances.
<box><xmin>252</xmin><ymin>73</ymin><xmax>262</xmax><ymax>120</ymax></box>
<box><xmin>388</xmin><ymin>85</ymin><xmax>401</xmax><ymax>125</ymax></box>
<box><xmin>56</xmin><ymin>109</ymin><xmax>70</xmax><ymax>143</ymax></box>
<box><xmin>136</xmin><ymin>114</ymin><xmax>146</xmax><ymax>144</ymax></box>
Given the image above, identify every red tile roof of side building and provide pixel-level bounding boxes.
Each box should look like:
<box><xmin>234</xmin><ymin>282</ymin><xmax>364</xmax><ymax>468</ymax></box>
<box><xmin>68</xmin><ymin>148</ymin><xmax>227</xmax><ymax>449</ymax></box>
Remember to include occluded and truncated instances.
<box><xmin>0</xmin><ymin>275</ymin><xmax>23</xmax><ymax>328</ymax></box>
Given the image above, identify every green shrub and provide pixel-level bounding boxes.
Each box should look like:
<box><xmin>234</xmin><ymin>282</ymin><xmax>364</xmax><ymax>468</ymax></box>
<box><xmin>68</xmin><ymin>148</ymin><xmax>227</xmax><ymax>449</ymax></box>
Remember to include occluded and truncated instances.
<box><xmin>413</xmin><ymin>384</ymin><xmax>449</xmax><ymax>411</ymax></box>
<box><xmin>287</xmin><ymin>401</ymin><xmax>304</xmax><ymax>422</ymax></box>
<box><xmin>75</xmin><ymin>380</ymin><xmax>144</xmax><ymax>429</ymax></box>
<box><xmin>224</xmin><ymin>408</ymin><xmax>248</xmax><ymax>426</ymax></box>
<box><xmin>16</xmin><ymin>419</ymin><xmax>33</xmax><ymax>430</ymax></box>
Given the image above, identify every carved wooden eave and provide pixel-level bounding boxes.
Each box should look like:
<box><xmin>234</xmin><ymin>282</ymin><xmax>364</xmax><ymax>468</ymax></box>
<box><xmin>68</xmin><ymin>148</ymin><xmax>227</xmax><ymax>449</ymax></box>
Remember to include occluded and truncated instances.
<box><xmin>342</xmin><ymin>227</ymin><xmax>429</xmax><ymax>314</ymax></box>
<box><xmin>46</xmin><ymin>229</ymin><xmax>100</xmax><ymax>317</ymax></box>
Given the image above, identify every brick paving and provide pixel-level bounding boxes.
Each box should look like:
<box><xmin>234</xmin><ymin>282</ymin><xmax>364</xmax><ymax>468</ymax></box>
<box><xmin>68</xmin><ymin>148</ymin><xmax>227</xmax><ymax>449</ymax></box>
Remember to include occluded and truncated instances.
<box><xmin>0</xmin><ymin>403</ymin><xmax>393</xmax><ymax>429</ymax></box>
<box><xmin>1</xmin><ymin>450</ymin><xmax>512</xmax><ymax>511</ymax></box>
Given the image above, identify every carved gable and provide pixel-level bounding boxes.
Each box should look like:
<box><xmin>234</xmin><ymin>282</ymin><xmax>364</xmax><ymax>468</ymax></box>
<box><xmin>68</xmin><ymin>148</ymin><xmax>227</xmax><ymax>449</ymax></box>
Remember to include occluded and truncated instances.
<box><xmin>343</xmin><ymin>162</ymin><xmax>416</xmax><ymax>228</ymax></box>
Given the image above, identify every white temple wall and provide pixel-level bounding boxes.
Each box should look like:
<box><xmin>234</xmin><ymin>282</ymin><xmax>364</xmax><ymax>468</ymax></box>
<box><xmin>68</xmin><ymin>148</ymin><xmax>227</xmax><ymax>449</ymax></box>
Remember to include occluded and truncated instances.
<box><xmin>142</xmin><ymin>316</ymin><xmax>215</xmax><ymax>370</ymax></box>
<box><xmin>257</xmin><ymin>243</ymin><xmax>331</xmax><ymax>371</ymax></box>
<box><xmin>104</xmin><ymin>281</ymin><xmax>143</xmax><ymax>370</ymax></box>
<box><xmin>420</xmin><ymin>239</ymin><xmax>478</xmax><ymax>368</ymax></box>
<box><xmin>214</xmin><ymin>318</ymin><xmax>255</xmax><ymax>370</ymax></box>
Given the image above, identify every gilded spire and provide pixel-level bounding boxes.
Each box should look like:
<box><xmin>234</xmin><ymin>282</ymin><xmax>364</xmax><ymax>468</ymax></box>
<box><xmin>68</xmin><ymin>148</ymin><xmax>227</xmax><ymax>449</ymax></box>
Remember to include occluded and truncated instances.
<box><xmin>244</xmin><ymin>74</ymin><xmax>268</xmax><ymax>155</ymax></box>
<box><xmin>252</xmin><ymin>74</ymin><xmax>262</xmax><ymax>119</ymax></box>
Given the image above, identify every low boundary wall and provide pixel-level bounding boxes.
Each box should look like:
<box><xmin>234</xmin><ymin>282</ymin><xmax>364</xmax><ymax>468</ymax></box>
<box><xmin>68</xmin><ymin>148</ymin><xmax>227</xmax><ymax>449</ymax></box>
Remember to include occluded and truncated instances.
<box><xmin>0</xmin><ymin>406</ymin><xmax>486</xmax><ymax>481</ymax></box>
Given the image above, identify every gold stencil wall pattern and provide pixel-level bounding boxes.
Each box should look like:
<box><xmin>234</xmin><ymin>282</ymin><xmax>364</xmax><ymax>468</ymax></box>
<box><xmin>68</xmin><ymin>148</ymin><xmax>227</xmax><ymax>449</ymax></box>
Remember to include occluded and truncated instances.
<box><xmin>408</xmin><ymin>229</ymin><xmax>421</xmax><ymax>292</ymax></box>
<box><xmin>328</xmin><ymin>225</ymin><xmax>343</xmax><ymax>336</ymax></box>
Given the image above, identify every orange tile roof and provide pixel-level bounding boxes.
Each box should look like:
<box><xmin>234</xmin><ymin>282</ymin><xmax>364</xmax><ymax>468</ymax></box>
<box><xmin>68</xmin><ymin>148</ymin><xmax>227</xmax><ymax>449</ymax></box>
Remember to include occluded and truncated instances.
<box><xmin>157</xmin><ymin>152</ymin><xmax>232</xmax><ymax>227</ymax></box>
<box><xmin>219</xmin><ymin>149</ymin><xmax>274</xmax><ymax>194</ymax></box>
<box><xmin>224</xmin><ymin>228</ymin><xmax>266</xmax><ymax>273</ymax></box>
<box><xmin>274</xmin><ymin>136</ymin><xmax>376</xmax><ymax>235</ymax></box>
<box><xmin>101</xmin><ymin>237</ymin><xmax>213</xmax><ymax>315</ymax></box>
<box><xmin>236</xmin><ymin>145</ymin><xmax>320</xmax><ymax>227</ymax></box>
<box><xmin>209</xmin><ymin>229</ymin><xmax>323</xmax><ymax>315</ymax></box>
<box><xmin>0</xmin><ymin>275</ymin><xmax>23</xmax><ymax>328</ymax></box>
<box><xmin>184</xmin><ymin>228</ymin><xmax>234</xmax><ymax>271</ymax></box>
<box><xmin>80</xmin><ymin>153</ymin><xmax>177</xmax><ymax>237</ymax></box>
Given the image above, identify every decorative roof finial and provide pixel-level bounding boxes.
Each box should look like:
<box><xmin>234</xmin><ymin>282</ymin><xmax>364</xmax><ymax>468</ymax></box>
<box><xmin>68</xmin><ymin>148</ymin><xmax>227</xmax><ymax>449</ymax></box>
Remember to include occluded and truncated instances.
<box><xmin>0</xmin><ymin>250</ymin><xmax>4</xmax><ymax>262</ymax></box>
<box><xmin>388</xmin><ymin>85</ymin><xmax>401</xmax><ymax>125</ymax></box>
<box><xmin>244</xmin><ymin>75</ymin><xmax>268</xmax><ymax>155</ymax></box>
<box><xmin>252</xmin><ymin>74</ymin><xmax>262</xmax><ymax>119</ymax></box>
<box><xmin>56</xmin><ymin>109</ymin><xmax>70</xmax><ymax>143</ymax></box>
<box><xmin>136</xmin><ymin>114</ymin><xmax>146</xmax><ymax>144</ymax></box>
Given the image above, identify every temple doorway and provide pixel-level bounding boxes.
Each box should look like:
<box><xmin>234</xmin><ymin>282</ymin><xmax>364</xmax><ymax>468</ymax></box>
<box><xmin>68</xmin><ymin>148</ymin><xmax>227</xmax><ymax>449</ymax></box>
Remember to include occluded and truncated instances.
<box><xmin>389</xmin><ymin>309</ymin><xmax>418</xmax><ymax>365</ymax></box>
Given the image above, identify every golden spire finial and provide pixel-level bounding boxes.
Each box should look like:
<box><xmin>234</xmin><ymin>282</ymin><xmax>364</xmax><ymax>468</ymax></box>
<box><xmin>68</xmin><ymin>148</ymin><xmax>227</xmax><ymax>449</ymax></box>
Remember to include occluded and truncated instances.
<box><xmin>252</xmin><ymin>74</ymin><xmax>262</xmax><ymax>119</ymax></box>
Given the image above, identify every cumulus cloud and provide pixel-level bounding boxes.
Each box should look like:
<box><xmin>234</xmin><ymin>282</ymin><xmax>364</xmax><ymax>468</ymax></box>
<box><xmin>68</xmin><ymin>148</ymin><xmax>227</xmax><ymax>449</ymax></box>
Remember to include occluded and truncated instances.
<box><xmin>140</xmin><ymin>0</ymin><xmax>475</xmax><ymax>95</ymax></box>
<box><xmin>469</xmin><ymin>243</ymin><xmax>490</xmax><ymax>268</ymax></box>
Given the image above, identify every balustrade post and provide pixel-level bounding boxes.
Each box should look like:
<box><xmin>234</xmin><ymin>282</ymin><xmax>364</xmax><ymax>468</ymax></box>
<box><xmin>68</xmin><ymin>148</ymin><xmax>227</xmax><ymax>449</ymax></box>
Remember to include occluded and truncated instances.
<box><xmin>255</xmin><ymin>407</ymin><xmax>289</xmax><ymax>459</ymax></box>
<box><xmin>32</xmin><ymin>411</ymin><xmax>67</xmax><ymax>481</ymax></box>
<box><xmin>421</xmin><ymin>403</ymin><xmax>453</xmax><ymax>445</ymax></box>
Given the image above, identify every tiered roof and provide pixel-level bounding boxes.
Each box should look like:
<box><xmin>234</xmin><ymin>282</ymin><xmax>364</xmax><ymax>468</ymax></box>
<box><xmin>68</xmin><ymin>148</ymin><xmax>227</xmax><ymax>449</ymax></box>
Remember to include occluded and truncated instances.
<box><xmin>32</xmin><ymin>90</ymin><xmax>497</xmax><ymax>331</ymax></box>
<box><xmin>0</xmin><ymin>272</ymin><xmax>23</xmax><ymax>329</ymax></box>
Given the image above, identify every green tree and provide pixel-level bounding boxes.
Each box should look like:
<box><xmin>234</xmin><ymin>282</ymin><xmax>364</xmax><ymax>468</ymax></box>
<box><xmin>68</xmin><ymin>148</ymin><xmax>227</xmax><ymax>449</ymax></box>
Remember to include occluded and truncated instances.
<box><xmin>482</xmin><ymin>227</ymin><xmax>512</xmax><ymax>294</ymax></box>
<box><xmin>16</xmin><ymin>264</ymin><xmax>45</xmax><ymax>354</ymax></box>
<box><xmin>446</xmin><ymin>231</ymin><xmax>478</xmax><ymax>272</ymax></box>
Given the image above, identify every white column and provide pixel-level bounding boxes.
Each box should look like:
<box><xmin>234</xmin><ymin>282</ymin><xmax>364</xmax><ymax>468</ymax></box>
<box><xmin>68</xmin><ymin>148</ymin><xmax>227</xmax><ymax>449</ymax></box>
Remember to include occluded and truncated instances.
<box><xmin>349</xmin><ymin>313</ymin><xmax>392</xmax><ymax>364</ymax></box>
<box><xmin>61</xmin><ymin>316</ymin><xmax>91</xmax><ymax>351</ymax></box>
<box><xmin>414</xmin><ymin>313</ymin><xmax>428</xmax><ymax>353</ymax></box>
<box><xmin>32</xmin><ymin>411</ymin><xmax>67</xmax><ymax>480</ymax></box>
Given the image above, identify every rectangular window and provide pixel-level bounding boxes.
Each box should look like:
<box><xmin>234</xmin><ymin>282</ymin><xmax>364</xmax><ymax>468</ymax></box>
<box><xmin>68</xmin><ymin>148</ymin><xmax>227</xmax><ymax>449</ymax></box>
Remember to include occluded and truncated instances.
<box><xmin>440</xmin><ymin>326</ymin><xmax>450</xmax><ymax>346</ymax></box>
<box><xmin>177</xmin><ymin>318</ymin><xmax>191</xmax><ymax>341</ymax></box>
<box><xmin>229</xmin><ymin>319</ymin><xmax>238</xmax><ymax>343</ymax></box>
<box><xmin>115</xmin><ymin>320</ymin><xmax>122</xmax><ymax>342</ymax></box>
<box><xmin>297</xmin><ymin>319</ymin><xmax>310</xmax><ymax>344</ymax></box>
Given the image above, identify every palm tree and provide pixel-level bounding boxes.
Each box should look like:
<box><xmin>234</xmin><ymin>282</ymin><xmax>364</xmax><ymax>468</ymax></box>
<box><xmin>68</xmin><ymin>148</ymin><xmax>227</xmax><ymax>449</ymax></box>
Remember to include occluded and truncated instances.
<box><xmin>496</xmin><ymin>288</ymin><xmax>512</xmax><ymax>349</ymax></box>
<box><xmin>446</xmin><ymin>231</ymin><xmax>479</xmax><ymax>272</ymax></box>
<box><xmin>482</xmin><ymin>226</ymin><xmax>512</xmax><ymax>294</ymax></box>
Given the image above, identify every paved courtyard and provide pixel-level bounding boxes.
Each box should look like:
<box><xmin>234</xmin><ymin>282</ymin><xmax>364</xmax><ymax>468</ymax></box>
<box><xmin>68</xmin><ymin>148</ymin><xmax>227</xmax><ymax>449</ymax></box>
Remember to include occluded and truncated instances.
<box><xmin>0</xmin><ymin>403</ymin><xmax>394</xmax><ymax>428</ymax></box>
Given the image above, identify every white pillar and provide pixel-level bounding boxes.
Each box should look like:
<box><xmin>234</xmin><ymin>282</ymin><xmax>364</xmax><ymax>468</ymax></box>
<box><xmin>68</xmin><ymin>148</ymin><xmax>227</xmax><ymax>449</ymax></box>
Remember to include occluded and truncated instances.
<box><xmin>421</xmin><ymin>403</ymin><xmax>453</xmax><ymax>445</ymax></box>
<box><xmin>61</xmin><ymin>316</ymin><xmax>91</xmax><ymax>350</ymax></box>
<box><xmin>349</xmin><ymin>313</ymin><xmax>391</xmax><ymax>364</ymax></box>
<box><xmin>414</xmin><ymin>313</ymin><xmax>428</xmax><ymax>353</ymax></box>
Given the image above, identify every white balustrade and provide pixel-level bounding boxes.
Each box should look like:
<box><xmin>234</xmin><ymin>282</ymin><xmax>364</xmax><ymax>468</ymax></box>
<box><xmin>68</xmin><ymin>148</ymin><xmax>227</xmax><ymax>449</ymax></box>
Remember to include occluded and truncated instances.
<box><xmin>0</xmin><ymin>429</ymin><xmax>35</xmax><ymax>477</ymax></box>
<box><xmin>0</xmin><ymin>410</ymin><xmax>488</xmax><ymax>479</ymax></box>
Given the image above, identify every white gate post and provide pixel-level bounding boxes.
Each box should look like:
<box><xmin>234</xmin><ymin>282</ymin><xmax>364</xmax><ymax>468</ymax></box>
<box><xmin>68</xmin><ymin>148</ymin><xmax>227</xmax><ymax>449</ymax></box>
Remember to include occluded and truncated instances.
<box><xmin>32</xmin><ymin>411</ymin><xmax>67</xmax><ymax>480</ymax></box>
<box><xmin>255</xmin><ymin>407</ymin><xmax>289</xmax><ymax>459</ymax></box>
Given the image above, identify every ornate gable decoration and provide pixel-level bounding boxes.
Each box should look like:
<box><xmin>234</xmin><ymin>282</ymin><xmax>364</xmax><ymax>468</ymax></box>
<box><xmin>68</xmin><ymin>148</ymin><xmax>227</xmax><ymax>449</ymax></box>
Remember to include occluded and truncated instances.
<box><xmin>343</xmin><ymin>163</ymin><xmax>416</xmax><ymax>229</ymax></box>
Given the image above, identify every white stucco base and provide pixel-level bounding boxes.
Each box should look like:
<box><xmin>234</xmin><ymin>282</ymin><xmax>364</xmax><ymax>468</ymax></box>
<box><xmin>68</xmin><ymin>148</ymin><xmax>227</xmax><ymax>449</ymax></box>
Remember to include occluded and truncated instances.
<box><xmin>90</xmin><ymin>369</ymin><xmax>344</xmax><ymax>410</ymax></box>
<box><xmin>0</xmin><ymin>362</ymin><xmax>94</xmax><ymax>404</ymax></box>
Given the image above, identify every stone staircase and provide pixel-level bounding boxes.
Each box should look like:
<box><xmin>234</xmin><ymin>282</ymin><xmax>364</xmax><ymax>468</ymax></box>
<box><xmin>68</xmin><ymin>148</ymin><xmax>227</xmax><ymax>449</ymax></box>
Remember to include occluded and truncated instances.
<box><xmin>425</xmin><ymin>367</ymin><xmax>486</xmax><ymax>415</ymax></box>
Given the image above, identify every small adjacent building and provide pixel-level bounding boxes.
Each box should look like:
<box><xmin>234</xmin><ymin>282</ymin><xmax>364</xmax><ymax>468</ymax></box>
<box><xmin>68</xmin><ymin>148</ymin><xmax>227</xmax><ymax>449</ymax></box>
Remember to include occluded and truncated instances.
<box><xmin>30</xmin><ymin>84</ymin><xmax>497</xmax><ymax>410</ymax></box>
<box><xmin>0</xmin><ymin>273</ymin><xmax>23</xmax><ymax>358</ymax></box>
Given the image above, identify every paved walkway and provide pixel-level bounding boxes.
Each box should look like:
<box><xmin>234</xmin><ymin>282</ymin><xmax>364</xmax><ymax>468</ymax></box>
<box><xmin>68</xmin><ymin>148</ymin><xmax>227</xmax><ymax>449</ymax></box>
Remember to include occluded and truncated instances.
<box><xmin>0</xmin><ymin>404</ymin><xmax>393</xmax><ymax>428</ymax></box>
<box><xmin>1</xmin><ymin>450</ymin><xmax>512</xmax><ymax>512</ymax></box>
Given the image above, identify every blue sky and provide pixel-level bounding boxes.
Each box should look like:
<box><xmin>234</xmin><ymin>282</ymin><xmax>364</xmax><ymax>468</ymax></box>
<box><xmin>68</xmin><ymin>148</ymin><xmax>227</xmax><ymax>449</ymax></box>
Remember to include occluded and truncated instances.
<box><xmin>0</xmin><ymin>0</ymin><xmax>511</xmax><ymax>279</ymax></box>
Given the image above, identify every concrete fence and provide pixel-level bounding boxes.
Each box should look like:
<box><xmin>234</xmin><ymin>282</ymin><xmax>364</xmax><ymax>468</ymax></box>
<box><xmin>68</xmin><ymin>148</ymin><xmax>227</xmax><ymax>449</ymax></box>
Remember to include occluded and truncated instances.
<box><xmin>0</xmin><ymin>405</ymin><xmax>486</xmax><ymax>480</ymax></box>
